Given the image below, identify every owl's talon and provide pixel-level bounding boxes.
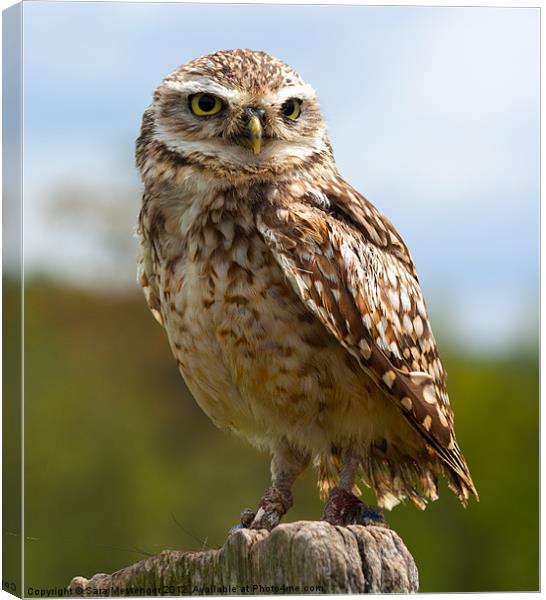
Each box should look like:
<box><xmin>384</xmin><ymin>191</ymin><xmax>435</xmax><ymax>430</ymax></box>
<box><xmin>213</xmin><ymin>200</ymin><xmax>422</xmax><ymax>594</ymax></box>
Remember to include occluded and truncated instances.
<box><xmin>240</xmin><ymin>508</ymin><xmax>256</xmax><ymax>528</ymax></box>
<box><xmin>248</xmin><ymin>486</ymin><xmax>293</xmax><ymax>531</ymax></box>
<box><xmin>322</xmin><ymin>487</ymin><xmax>389</xmax><ymax>528</ymax></box>
<box><xmin>229</xmin><ymin>508</ymin><xmax>256</xmax><ymax>533</ymax></box>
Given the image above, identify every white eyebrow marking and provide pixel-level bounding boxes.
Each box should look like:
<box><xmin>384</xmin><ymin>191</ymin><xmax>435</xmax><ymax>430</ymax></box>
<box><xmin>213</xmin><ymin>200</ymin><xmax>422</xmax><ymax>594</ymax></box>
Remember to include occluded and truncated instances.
<box><xmin>163</xmin><ymin>79</ymin><xmax>317</xmax><ymax>109</ymax></box>
<box><xmin>261</xmin><ymin>83</ymin><xmax>317</xmax><ymax>105</ymax></box>
<box><xmin>162</xmin><ymin>77</ymin><xmax>242</xmax><ymax>102</ymax></box>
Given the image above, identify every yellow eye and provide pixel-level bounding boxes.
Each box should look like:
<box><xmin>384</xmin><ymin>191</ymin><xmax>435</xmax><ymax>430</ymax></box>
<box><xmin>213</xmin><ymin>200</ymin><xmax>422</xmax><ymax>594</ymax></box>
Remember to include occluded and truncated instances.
<box><xmin>281</xmin><ymin>98</ymin><xmax>301</xmax><ymax>120</ymax></box>
<box><xmin>190</xmin><ymin>93</ymin><xmax>223</xmax><ymax>116</ymax></box>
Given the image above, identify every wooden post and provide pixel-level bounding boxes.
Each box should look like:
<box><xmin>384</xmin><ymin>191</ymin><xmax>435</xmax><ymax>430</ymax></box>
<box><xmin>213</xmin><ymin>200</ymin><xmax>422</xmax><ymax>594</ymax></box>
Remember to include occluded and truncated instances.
<box><xmin>69</xmin><ymin>521</ymin><xmax>419</xmax><ymax>596</ymax></box>
<box><xmin>68</xmin><ymin>521</ymin><xmax>418</xmax><ymax>595</ymax></box>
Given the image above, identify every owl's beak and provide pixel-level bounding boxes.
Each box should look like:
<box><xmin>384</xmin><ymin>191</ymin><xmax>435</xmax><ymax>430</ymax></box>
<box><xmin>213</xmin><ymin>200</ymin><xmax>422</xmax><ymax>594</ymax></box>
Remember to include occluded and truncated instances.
<box><xmin>240</xmin><ymin>112</ymin><xmax>264</xmax><ymax>155</ymax></box>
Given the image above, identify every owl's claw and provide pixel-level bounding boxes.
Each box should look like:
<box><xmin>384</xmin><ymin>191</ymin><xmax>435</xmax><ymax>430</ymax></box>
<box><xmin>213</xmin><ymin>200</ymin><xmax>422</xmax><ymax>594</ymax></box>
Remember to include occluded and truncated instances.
<box><xmin>249</xmin><ymin>486</ymin><xmax>293</xmax><ymax>530</ymax></box>
<box><xmin>322</xmin><ymin>488</ymin><xmax>389</xmax><ymax>528</ymax></box>
<box><xmin>240</xmin><ymin>507</ymin><xmax>257</xmax><ymax>527</ymax></box>
<box><xmin>231</xmin><ymin>487</ymin><xmax>293</xmax><ymax>532</ymax></box>
<box><xmin>229</xmin><ymin>508</ymin><xmax>256</xmax><ymax>534</ymax></box>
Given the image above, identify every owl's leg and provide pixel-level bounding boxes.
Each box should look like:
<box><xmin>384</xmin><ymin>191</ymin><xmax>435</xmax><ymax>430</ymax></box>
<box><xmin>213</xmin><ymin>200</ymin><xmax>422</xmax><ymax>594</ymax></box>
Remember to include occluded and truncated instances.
<box><xmin>322</xmin><ymin>450</ymin><xmax>388</xmax><ymax>528</ymax></box>
<box><xmin>235</xmin><ymin>442</ymin><xmax>309</xmax><ymax>532</ymax></box>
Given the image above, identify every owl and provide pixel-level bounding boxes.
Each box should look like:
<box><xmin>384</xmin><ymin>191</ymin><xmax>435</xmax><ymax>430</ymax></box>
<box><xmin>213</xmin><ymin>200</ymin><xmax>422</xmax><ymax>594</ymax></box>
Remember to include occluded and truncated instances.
<box><xmin>136</xmin><ymin>49</ymin><xmax>477</xmax><ymax>530</ymax></box>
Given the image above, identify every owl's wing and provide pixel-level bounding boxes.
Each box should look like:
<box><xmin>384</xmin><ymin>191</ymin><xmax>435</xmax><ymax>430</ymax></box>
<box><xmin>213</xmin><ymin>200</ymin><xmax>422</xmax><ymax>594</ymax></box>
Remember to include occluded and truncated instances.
<box><xmin>256</xmin><ymin>182</ymin><xmax>477</xmax><ymax>504</ymax></box>
<box><xmin>137</xmin><ymin>195</ymin><xmax>165</xmax><ymax>327</ymax></box>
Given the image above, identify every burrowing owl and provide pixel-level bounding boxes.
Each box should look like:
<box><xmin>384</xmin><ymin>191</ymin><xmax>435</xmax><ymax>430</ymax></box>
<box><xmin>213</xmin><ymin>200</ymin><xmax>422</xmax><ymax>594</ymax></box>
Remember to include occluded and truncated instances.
<box><xmin>136</xmin><ymin>49</ymin><xmax>477</xmax><ymax>530</ymax></box>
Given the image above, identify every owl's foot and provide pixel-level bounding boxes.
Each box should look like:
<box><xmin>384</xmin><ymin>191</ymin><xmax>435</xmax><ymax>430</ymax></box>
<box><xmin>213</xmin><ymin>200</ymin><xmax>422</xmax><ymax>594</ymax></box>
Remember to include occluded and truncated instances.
<box><xmin>322</xmin><ymin>488</ymin><xmax>388</xmax><ymax>528</ymax></box>
<box><xmin>250</xmin><ymin>486</ymin><xmax>293</xmax><ymax>530</ymax></box>
<box><xmin>230</xmin><ymin>486</ymin><xmax>293</xmax><ymax>532</ymax></box>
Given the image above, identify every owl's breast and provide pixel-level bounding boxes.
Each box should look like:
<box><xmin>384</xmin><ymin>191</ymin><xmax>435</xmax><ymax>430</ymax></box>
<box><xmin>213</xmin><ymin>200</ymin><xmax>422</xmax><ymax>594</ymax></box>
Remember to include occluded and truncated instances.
<box><xmin>153</xmin><ymin>202</ymin><xmax>397</xmax><ymax>454</ymax></box>
<box><xmin>159</xmin><ymin>214</ymin><xmax>312</xmax><ymax>437</ymax></box>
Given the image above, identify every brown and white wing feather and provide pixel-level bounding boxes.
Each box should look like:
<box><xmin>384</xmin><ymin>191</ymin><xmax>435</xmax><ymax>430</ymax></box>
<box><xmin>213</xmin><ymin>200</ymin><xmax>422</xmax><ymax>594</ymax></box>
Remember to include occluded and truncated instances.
<box><xmin>256</xmin><ymin>181</ymin><xmax>477</xmax><ymax>504</ymax></box>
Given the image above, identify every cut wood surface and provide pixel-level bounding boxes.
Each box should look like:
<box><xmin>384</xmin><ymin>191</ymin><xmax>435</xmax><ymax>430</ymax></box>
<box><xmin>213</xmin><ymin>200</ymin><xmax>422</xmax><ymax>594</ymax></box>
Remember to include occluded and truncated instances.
<box><xmin>68</xmin><ymin>521</ymin><xmax>418</xmax><ymax>595</ymax></box>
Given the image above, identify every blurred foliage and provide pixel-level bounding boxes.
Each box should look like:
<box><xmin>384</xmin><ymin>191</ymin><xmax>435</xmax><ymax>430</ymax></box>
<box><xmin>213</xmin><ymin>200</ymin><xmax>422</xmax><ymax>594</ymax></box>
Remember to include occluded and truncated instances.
<box><xmin>3</xmin><ymin>276</ymin><xmax>22</xmax><ymax>592</ymax></box>
<box><xmin>11</xmin><ymin>279</ymin><xmax>537</xmax><ymax>593</ymax></box>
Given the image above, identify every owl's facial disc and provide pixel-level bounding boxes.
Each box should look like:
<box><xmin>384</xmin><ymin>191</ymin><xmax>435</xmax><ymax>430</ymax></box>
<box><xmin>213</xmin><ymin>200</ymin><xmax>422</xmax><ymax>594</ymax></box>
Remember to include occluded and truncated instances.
<box><xmin>151</xmin><ymin>57</ymin><xmax>330</xmax><ymax>176</ymax></box>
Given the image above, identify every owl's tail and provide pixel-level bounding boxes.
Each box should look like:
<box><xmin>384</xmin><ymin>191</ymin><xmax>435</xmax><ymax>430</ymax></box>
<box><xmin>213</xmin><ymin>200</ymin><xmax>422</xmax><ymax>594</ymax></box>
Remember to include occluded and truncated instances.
<box><xmin>317</xmin><ymin>442</ymin><xmax>478</xmax><ymax>511</ymax></box>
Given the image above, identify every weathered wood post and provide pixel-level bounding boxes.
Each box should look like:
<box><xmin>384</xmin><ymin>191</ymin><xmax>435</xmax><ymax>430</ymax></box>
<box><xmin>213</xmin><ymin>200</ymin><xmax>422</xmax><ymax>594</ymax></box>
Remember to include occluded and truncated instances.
<box><xmin>68</xmin><ymin>521</ymin><xmax>418</xmax><ymax>595</ymax></box>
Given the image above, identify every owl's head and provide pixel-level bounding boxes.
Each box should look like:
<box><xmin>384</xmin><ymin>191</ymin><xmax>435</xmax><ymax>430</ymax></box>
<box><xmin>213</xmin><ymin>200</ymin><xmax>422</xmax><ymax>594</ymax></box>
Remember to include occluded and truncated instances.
<box><xmin>137</xmin><ymin>49</ymin><xmax>332</xmax><ymax>184</ymax></box>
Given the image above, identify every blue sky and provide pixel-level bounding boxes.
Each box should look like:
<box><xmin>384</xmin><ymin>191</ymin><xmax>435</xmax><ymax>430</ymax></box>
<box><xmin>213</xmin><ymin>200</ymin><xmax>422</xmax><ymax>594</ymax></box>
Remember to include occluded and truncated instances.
<box><xmin>20</xmin><ymin>2</ymin><xmax>539</xmax><ymax>351</ymax></box>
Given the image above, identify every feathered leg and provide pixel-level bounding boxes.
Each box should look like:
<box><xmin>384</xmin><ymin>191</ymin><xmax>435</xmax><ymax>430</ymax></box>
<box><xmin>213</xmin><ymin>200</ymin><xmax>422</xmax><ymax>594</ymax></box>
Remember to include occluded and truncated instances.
<box><xmin>234</xmin><ymin>441</ymin><xmax>309</xmax><ymax>532</ymax></box>
<box><xmin>322</xmin><ymin>449</ymin><xmax>388</xmax><ymax>527</ymax></box>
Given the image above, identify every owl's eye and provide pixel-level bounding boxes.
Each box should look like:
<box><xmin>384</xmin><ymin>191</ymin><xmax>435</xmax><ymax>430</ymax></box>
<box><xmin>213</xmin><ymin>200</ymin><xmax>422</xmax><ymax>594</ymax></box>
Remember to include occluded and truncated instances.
<box><xmin>189</xmin><ymin>93</ymin><xmax>224</xmax><ymax>116</ymax></box>
<box><xmin>281</xmin><ymin>98</ymin><xmax>301</xmax><ymax>120</ymax></box>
